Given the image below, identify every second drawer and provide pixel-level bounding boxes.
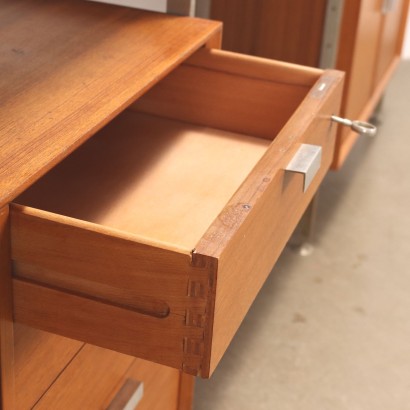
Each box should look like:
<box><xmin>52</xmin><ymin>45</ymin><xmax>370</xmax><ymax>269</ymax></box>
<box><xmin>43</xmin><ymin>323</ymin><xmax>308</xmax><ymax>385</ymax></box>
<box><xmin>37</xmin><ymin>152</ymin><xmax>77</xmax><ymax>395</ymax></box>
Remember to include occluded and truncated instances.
<box><xmin>33</xmin><ymin>345</ymin><xmax>181</xmax><ymax>410</ymax></box>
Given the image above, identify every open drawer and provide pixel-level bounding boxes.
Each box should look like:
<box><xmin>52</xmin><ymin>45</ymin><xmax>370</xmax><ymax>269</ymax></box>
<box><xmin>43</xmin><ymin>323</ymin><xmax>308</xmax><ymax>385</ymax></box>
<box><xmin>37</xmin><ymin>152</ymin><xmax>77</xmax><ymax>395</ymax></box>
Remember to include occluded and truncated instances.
<box><xmin>10</xmin><ymin>49</ymin><xmax>343</xmax><ymax>378</ymax></box>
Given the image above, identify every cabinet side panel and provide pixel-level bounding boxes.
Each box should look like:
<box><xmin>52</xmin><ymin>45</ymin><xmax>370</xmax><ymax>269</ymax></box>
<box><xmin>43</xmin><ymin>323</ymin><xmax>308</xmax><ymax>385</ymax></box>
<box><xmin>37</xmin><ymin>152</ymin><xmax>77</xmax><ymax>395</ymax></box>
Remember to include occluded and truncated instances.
<box><xmin>375</xmin><ymin>0</ymin><xmax>408</xmax><ymax>84</ymax></box>
<box><xmin>0</xmin><ymin>206</ymin><xmax>15</xmax><ymax>410</ymax></box>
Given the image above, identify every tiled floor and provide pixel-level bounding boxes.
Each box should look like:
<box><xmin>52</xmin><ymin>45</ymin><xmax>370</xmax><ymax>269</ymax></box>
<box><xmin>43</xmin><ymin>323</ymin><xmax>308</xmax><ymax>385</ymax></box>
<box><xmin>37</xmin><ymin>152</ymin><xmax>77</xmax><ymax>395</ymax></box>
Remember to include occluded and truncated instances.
<box><xmin>194</xmin><ymin>61</ymin><xmax>410</xmax><ymax>410</ymax></box>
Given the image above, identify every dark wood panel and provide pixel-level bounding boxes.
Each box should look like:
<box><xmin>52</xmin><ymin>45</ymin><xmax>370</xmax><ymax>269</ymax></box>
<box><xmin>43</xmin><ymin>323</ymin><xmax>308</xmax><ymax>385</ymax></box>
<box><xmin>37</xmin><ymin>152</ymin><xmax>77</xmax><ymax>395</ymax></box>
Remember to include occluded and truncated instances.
<box><xmin>211</xmin><ymin>0</ymin><xmax>327</xmax><ymax>66</ymax></box>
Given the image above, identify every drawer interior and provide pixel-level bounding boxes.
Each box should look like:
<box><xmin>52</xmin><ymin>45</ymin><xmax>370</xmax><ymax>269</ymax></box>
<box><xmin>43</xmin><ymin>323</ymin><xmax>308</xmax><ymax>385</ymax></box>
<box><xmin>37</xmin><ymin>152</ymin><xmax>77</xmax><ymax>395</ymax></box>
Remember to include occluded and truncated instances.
<box><xmin>16</xmin><ymin>111</ymin><xmax>270</xmax><ymax>252</ymax></box>
<box><xmin>15</xmin><ymin>48</ymin><xmax>320</xmax><ymax>253</ymax></box>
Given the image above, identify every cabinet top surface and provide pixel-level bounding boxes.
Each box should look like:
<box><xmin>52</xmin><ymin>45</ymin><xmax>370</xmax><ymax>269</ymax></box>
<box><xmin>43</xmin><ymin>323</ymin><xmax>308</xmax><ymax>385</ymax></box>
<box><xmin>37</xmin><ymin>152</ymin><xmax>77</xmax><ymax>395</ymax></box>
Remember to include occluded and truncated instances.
<box><xmin>0</xmin><ymin>0</ymin><xmax>220</xmax><ymax>208</ymax></box>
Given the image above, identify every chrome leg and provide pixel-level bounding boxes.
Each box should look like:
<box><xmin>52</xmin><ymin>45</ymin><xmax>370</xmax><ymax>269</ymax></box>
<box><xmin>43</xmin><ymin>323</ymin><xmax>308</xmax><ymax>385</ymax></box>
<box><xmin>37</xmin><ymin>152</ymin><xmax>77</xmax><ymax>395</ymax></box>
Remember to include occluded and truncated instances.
<box><xmin>288</xmin><ymin>192</ymin><xmax>320</xmax><ymax>256</ymax></box>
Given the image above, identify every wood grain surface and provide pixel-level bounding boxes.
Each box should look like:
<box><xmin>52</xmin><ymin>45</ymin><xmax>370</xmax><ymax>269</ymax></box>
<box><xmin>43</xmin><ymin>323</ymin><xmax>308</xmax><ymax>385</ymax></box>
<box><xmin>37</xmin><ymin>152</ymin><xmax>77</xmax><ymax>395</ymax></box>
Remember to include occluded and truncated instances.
<box><xmin>0</xmin><ymin>0</ymin><xmax>221</xmax><ymax>208</ymax></box>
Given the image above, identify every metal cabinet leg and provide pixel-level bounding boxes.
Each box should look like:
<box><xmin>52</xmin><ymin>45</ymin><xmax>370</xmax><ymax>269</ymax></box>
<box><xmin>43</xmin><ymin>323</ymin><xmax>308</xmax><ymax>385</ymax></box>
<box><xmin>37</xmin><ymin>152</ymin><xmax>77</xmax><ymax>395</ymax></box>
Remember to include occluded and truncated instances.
<box><xmin>288</xmin><ymin>192</ymin><xmax>320</xmax><ymax>256</ymax></box>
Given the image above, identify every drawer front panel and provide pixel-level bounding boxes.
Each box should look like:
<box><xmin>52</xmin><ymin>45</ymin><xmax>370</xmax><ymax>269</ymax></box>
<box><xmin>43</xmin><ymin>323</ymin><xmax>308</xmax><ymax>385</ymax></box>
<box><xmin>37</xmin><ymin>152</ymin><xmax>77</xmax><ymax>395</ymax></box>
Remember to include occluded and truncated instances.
<box><xmin>34</xmin><ymin>345</ymin><xmax>134</xmax><ymax>410</ymax></box>
<box><xmin>122</xmin><ymin>359</ymin><xmax>181</xmax><ymax>410</ymax></box>
<box><xmin>33</xmin><ymin>345</ymin><xmax>181</xmax><ymax>410</ymax></box>
<box><xmin>14</xmin><ymin>324</ymin><xmax>83</xmax><ymax>410</ymax></box>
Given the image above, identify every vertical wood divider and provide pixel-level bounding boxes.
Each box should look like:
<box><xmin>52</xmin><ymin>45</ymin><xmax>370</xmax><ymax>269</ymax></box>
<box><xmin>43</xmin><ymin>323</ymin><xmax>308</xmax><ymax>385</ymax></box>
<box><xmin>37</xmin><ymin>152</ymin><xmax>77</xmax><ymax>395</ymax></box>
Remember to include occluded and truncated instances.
<box><xmin>0</xmin><ymin>206</ymin><xmax>15</xmax><ymax>409</ymax></box>
<box><xmin>177</xmin><ymin>372</ymin><xmax>195</xmax><ymax>410</ymax></box>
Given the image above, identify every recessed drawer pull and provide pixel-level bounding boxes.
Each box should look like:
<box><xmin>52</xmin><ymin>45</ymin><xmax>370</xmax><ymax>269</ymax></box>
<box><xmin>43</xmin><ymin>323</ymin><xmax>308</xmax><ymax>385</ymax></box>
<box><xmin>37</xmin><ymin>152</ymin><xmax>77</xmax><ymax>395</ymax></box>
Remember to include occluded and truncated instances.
<box><xmin>331</xmin><ymin>115</ymin><xmax>377</xmax><ymax>137</ymax></box>
<box><xmin>285</xmin><ymin>144</ymin><xmax>322</xmax><ymax>192</ymax></box>
<box><xmin>107</xmin><ymin>379</ymin><xmax>144</xmax><ymax>410</ymax></box>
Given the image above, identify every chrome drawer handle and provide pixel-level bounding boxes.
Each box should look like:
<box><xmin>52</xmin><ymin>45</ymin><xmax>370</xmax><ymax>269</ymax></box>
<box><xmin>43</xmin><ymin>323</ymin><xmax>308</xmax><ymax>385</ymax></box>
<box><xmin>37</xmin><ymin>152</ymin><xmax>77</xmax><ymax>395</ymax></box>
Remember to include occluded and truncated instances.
<box><xmin>331</xmin><ymin>115</ymin><xmax>377</xmax><ymax>137</ymax></box>
<box><xmin>107</xmin><ymin>379</ymin><xmax>144</xmax><ymax>410</ymax></box>
<box><xmin>285</xmin><ymin>144</ymin><xmax>322</xmax><ymax>193</ymax></box>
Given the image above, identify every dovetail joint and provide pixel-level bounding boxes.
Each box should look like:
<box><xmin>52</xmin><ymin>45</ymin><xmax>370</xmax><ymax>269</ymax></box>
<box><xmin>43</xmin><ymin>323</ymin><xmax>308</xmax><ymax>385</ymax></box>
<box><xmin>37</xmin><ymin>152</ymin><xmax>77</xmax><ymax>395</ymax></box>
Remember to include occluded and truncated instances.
<box><xmin>187</xmin><ymin>279</ymin><xmax>206</xmax><ymax>298</ymax></box>
<box><xmin>183</xmin><ymin>337</ymin><xmax>204</xmax><ymax>356</ymax></box>
<box><xmin>185</xmin><ymin>308</ymin><xmax>206</xmax><ymax>327</ymax></box>
<box><xmin>182</xmin><ymin>363</ymin><xmax>201</xmax><ymax>376</ymax></box>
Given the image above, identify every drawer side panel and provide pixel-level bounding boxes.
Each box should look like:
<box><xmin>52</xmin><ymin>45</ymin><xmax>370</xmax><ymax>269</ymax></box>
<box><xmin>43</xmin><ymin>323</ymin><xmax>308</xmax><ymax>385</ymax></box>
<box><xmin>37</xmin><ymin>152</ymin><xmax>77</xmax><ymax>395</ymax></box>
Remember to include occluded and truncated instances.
<box><xmin>11</xmin><ymin>207</ymin><xmax>216</xmax><ymax>375</ymax></box>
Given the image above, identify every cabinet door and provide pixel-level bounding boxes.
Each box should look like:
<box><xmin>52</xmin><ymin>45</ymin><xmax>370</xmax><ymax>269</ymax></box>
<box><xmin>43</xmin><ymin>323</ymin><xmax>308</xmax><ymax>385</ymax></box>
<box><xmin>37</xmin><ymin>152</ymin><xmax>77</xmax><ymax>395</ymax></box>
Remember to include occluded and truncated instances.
<box><xmin>375</xmin><ymin>0</ymin><xmax>407</xmax><ymax>84</ymax></box>
<box><xmin>342</xmin><ymin>0</ymin><xmax>383</xmax><ymax>121</ymax></box>
<box><xmin>332</xmin><ymin>0</ymin><xmax>383</xmax><ymax>168</ymax></box>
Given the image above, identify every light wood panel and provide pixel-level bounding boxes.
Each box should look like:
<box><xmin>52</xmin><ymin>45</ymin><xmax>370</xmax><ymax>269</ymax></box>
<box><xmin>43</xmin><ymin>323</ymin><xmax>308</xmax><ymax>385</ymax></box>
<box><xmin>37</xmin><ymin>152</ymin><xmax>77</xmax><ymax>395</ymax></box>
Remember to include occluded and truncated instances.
<box><xmin>16</xmin><ymin>112</ymin><xmax>270</xmax><ymax>251</ymax></box>
<box><xmin>0</xmin><ymin>0</ymin><xmax>221</xmax><ymax>208</ymax></box>
<box><xmin>0</xmin><ymin>206</ymin><xmax>14</xmax><ymax>410</ymax></box>
<box><xmin>14</xmin><ymin>324</ymin><xmax>83</xmax><ymax>410</ymax></box>
<box><xmin>210</xmin><ymin>0</ymin><xmax>328</xmax><ymax>67</ymax></box>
